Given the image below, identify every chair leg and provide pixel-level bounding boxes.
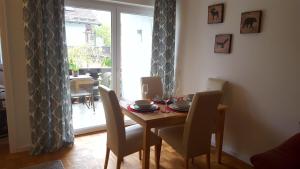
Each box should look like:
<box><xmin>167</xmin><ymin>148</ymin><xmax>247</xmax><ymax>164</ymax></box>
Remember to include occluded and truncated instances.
<box><xmin>116</xmin><ymin>157</ymin><xmax>122</xmax><ymax>169</ymax></box>
<box><xmin>155</xmin><ymin>139</ymin><xmax>162</xmax><ymax>169</ymax></box>
<box><xmin>206</xmin><ymin>153</ymin><xmax>211</xmax><ymax>169</ymax></box>
<box><xmin>139</xmin><ymin>150</ymin><xmax>142</xmax><ymax>160</ymax></box>
<box><xmin>154</xmin><ymin>128</ymin><xmax>159</xmax><ymax>135</ymax></box>
<box><xmin>185</xmin><ymin>158</ymin><xmax>189</xmax><ymax>169</ymax></box>
<box><xmin>93</xmin><ymin>95</ymin><xmax>95</xmax><ymax>111</ymax></box>
<box><xmin>104</xmin><ymin>147</ymin><xmax>110</xmax><ymax>169</ymax></box>
<box><xmin>91</xmin><ymin>94</ymin><xmax>95</xmax><ymax>112</ymax></box>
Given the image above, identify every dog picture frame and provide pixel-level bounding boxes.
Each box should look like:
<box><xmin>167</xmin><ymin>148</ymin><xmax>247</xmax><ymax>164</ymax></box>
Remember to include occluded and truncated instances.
<box><xmin>214</xmin><ymin>34</ymin><xmax>232</xmax><ymax>53</ymax></box>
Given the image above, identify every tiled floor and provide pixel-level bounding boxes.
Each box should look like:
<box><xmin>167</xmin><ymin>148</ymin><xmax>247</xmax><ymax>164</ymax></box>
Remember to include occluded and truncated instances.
<box><xmin>72</xmin><ymin>100</ymin><xmax>106</xmax><ymax>130</ymax></box>
<box><xmin>72</xmin><ymin>100</ymin><xmax>131</xmax><ymax>131</ymax></box>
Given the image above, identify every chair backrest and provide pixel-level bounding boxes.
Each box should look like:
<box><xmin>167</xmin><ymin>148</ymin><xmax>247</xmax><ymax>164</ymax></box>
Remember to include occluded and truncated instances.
<box><xmin>206</xmin><ymin>78</ymin><xmax>227</xmax><ymax>92</ymax></box>
<box><xmin>183</xmin><ymin>91</ymin><xmax>222</xmax><ymax>157</ymax></box>
<box><xmin>140</xmin><ymin>76</ymin><xmax>163</xmax><ymax>99</ymax></box>
<box><xmin>99</xmin><ymin>85</ymin><xmax>125</xmax><ymax>155</ymax></box>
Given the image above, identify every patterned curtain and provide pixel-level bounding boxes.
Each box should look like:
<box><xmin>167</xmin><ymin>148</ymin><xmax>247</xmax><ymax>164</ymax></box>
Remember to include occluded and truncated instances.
<box><xmin>151</xmin><ymin>0</ymin><xmax>176</xmax><ymax>98</ymax></box>
<box><xmin>23</xmin><ymin>0</ymin><xmax>74</xmax><ymax>155</ymax></box>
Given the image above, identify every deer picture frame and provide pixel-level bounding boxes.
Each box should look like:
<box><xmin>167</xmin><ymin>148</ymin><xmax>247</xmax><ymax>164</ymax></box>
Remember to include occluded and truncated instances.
<box><xmin>214</xmin><ymin>34</ymin><xmax>232</xmax><ymax>53</ymax></box>
<box><xmin>208</xmin><ymin>3</ymin><xmax>224</xmax><ymax>24</ymax></box>
<box><xmin>240</xmin><ymin>10</ymin><xmax>262</xmax><ymax>33</ymax></box>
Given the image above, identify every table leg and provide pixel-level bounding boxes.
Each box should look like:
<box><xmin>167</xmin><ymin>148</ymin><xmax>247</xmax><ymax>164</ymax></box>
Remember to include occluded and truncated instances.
<box><xmin>216</xmin><ymin>109</ymin><xmax>225</xmax><ymax>164</ymax></box>
<box><xmin>142</xmin><ymin>126</ymin><xmax>150</xmax><ymax>169</ymax></box>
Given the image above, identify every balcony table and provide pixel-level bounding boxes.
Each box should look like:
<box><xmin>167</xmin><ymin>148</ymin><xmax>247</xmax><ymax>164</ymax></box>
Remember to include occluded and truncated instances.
<box><xmin>69</xmin><ymin>75</ymin><xmax>93</xmax><ymax>91</ymax></box>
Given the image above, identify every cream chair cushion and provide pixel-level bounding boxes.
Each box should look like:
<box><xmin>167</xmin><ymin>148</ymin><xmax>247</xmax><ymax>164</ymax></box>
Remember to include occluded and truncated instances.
<box><xmin>158</xmin><ymin>125</ymin><xmax>184</xmax><ymax>154</ymax></box>
<box><xmin>124</xmin><ymin>124</ymin><xmax>161</xmax><ymax>156</ymax></box>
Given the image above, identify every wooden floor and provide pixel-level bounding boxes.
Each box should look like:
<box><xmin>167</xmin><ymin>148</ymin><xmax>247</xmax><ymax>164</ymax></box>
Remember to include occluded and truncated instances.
<box><xmin>0</xmin><ymin>132</ymin><xmax>253</xmax><ymax>169</ymax></box>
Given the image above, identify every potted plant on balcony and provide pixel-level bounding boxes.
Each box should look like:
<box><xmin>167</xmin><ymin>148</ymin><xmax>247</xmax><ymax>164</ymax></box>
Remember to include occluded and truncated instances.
<box><xmin>69</xmin><ymin>59</ymin><xmax>79</xmax><ymax>77</ymax></box>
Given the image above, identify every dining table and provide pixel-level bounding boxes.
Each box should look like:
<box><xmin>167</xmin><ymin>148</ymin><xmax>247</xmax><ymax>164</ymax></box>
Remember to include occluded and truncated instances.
<box><xmin>119</xmin><ymin>100</ymin><xmax>228</xmax><ymax>169</ymax></box>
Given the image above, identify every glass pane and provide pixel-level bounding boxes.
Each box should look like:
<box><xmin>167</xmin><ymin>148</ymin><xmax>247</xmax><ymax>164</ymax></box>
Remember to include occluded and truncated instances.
<box><xmin>65</xmin><ymin>7</ymin><xmax>112</xmax><ymax>131</ymax></box>
<box><xmin>120</xmin><ymin>13</ymin><xmax>153</xmax><ymax>101</ymax></box>
<box><xmin>65</xmin><ymin>7</ymin><xmax>112</xmax><ymax>88</ymax></box>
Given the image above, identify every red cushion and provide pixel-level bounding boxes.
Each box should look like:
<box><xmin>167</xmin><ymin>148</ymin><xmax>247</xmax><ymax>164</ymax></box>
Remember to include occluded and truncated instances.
<box><xmin>250</xmin><ymin>133</ymin><xmax>300</xmax><ymax>169</ymax></box>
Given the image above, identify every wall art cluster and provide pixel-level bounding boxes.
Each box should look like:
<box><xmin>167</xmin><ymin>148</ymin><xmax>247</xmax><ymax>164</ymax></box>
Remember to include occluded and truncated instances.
<box><xmin>208</xmin><ymin>3</ymin><xmax>263</xmax><ymax>54</ymax></box>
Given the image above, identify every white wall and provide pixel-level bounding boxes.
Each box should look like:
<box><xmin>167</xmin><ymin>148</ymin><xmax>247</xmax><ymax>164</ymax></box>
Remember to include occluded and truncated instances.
<box><xmin>177</xmin><ymin>0</ymin><xmax>300</xmax><ymax>163</ymax></box>
<box><xmin>1</xmin><ymin>0</ymin><xmax>31</xmax><ymax>152</ymax></box>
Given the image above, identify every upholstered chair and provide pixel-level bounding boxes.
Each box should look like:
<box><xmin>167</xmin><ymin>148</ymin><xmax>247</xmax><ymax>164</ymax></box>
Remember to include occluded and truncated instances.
<box><xmin>206</xmin><ymin>78</ymin><xmax>228</xmax><ymax>162</ymax></box>
<box><xmin>206</xmin><ymin>78</ymin><xmax>227</xmax><ymax>93</ymax></box>
<box><xmin>140</xmin><ymin>76</ymin><xmax>163</xmax><ymax>99</ymax></box>
<box><xmin>251</xmin><ymin>133</ymin><xmax>300</xmax><ymax>169</ymax></box>
<box><xmin>99</xmin><ymin>85</ymin><xmax>162</xmax><ymax>169</ymax></box>
<box><xmin>159</xmin><ymin>91</ymin><xmax>222</xmax><ymax>169</ymax></box>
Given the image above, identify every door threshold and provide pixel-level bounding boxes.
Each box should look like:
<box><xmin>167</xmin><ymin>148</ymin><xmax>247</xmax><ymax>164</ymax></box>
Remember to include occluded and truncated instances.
<box><xmin>74</xmin><ymin>120</ymin><xmax>136</xmax><ymax>136</ymax></box>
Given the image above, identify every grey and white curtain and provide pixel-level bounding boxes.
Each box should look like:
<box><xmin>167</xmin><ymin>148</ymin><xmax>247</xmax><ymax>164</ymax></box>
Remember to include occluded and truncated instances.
<box><xmin>23</xmin><ymin>0</ymin><xmax>74</xmax><ymax>155</ymax></box>
<box><xmin>151</xmin><ymin>0</ymin><xmax>176</xmax><ymax>98</ymax></box>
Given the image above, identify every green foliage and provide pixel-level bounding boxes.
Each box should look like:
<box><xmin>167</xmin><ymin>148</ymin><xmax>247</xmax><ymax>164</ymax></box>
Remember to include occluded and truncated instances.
<box><xmin>68</xmin><ymin>46</ymin><xmax>112</xmax><ymax>68</ymax></box>
<box><xmin>94</xmin><ymin>24</ymin><xmax>111</xmax><ymax>47</ymax></box>
<box><xmin>69</xmin><ymin>59</ymin><xmax>79</xmax><ymax>72</ymax></box>
<box><xmin>68</xmin><ymin>48</ymin><xmax>80</xmax><ymax>71</ymax></box>
<box><xmin>101</xmin><ymin>57</ymin><xmax>112</xmax><ymax>67</ymax></box>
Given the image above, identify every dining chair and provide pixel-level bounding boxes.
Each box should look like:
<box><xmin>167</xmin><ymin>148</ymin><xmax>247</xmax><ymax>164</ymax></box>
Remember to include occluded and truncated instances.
<box><xmin>206</xmin><ymin>78</ymin><xmax>227</xmax><ymax>93</ymax></box>
<box><xmin>140</xmin><ymin>76</ymin><xmax>163</xmax><ymax>99</ymax></box>
<box><xmin>159</xmin><ymin>91</ymin><xmax>222</xmax><ymax>169</ymax></box>
<box><xmin>70</xmin><ymin>78</ymin><xmax>96</xmax><ymax>111</ymax></box>
<box><xmin>99</xmin><ymin>85</ymin><xmax>162</xmax><ymax>169</ymax></box>
<box><xmin>206</xmin><ymin>78</ymin><xmax>228</xmax><ymax>158</ymax></box>
<box><xmin>140</xmin><ymin>76</ymin><xmax>164</xmax><ymax>135</ymax></box>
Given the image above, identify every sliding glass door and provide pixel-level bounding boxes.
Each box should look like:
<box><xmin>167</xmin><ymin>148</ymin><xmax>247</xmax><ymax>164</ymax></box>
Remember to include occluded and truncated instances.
<box><xmin>65</xmin><ymin>6</ymin><xmax>113</xmax><ymax>134</ymax></box>
<box><xmin>119</xmin><ymin>11</ymin><xmax>153</xmax><ymax>101</ymax></box>
<box><xmin>65</xmin><ymin>0</ymin><xmax>153</xmax><ymax>134</ymax></box>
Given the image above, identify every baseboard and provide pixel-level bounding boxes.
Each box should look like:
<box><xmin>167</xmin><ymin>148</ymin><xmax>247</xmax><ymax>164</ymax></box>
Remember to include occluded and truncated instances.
<box><xmin>0</xmin><ymin>137</ymin><xmax>8</xmax><ymax>144</ymax></box>
<box><xmin>211</xmin><ymin>135</ymin><xmax>252</xmax><ymax>165</ymax></box>
<box><xmin>221</xmin><ymin>144</ymin><xmax>251</xmax><ymax>165</ymax></box>
<box><xmin>16</xmin><ymin>144</ymin><xmax>31</xmax><ymax>153</ymax></box>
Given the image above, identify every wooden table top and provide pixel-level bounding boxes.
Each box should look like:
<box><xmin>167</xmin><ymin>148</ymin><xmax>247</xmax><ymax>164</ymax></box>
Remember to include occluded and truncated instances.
<box><xmin>119</xmin><ymin>100</ymin><xmax>227</xmax><ymax>128</ymax></box>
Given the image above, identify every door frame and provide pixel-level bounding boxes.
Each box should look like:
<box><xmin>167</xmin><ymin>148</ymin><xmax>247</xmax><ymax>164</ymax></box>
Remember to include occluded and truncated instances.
<box><xmin>65</xmin><ymin>0</ymin><xmax>117</xmax><ymax>135</ymax></box>
<box><xmin>65</xmin><ymin>0</ymin><xmax>153</xmax><ymax>98</ymax></box>
<box><xmin>0</xmin><ymin>0</ymin><xmax>19</xmax><ymax>153</ymax></box>
<box><xmin>65</xmin><ymin>0</ymin><xmax>118</xmax><ymax>93</ymax></box>
<box><xmin>65</xmin><ymin>0</ymin><xmax>153</xmax><ymax>135</ymax></box>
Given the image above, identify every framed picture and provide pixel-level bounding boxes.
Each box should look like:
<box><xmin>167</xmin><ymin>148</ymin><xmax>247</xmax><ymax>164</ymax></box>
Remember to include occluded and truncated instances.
<box><xmin>214</xmin><ymin>34</ymin><xmax>232</xmax><ymax>53</ymax></box>
<box><xmin>208</xmin><ymin>3</ymin><xmax>224</xmax><ymax>24</ymax></box>
<box><xmin>240</xmin><ymin>10</ymin><xmax>262</xmax><ymax>34</ymax></box>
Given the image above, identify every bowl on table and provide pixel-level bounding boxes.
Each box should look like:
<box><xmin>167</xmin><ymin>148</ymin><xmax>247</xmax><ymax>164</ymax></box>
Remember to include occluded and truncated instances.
<box><xmin>184</xmin><ymin>94</ymin><xmax>194</xmax><ymax>102</ymax></box>
<box><xmin>168</xmin><ymin>100</ymin><xmax>190</xmax><ymax>112</ymax></box>
<box><xmin>135</xmin><ymin>100</ymin><xmax>153</xmax><ymax>109</ymax></box>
